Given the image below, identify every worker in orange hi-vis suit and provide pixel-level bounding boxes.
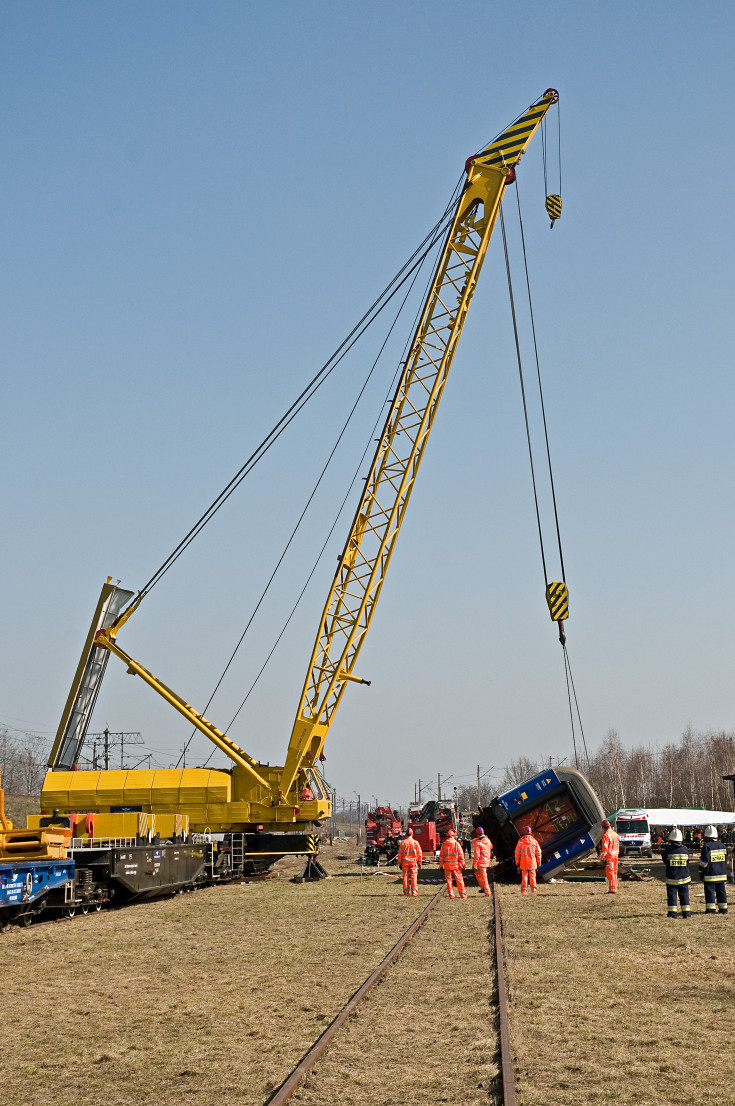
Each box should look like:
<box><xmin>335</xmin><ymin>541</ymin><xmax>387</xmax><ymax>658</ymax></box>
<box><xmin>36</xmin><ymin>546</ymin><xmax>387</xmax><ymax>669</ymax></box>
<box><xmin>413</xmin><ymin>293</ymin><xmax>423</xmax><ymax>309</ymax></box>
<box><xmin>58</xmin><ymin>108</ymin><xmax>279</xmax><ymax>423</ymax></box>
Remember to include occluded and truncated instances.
<box><xmin>472</xmin><ymin>827</ymin><xmax>493</xmax><ymax>897</ymax></box>
<box><xmin>397</xmin><ymin>828</ymin><xmax>423</xmax><ymax>897</ymax></box>
<box><xmin>599</xmin><ymin>818</ymin><xmax>620</xmax><ymax>894</ymax></box>
<box><xmin>439</xmin><ymin>828</ymin><xmax>467</xmax><ymax>899</ymax></box>
<box><xmin>514</xmin><ymin>826</ymin><xmax>542</xmax><ymax>893</ymax></box>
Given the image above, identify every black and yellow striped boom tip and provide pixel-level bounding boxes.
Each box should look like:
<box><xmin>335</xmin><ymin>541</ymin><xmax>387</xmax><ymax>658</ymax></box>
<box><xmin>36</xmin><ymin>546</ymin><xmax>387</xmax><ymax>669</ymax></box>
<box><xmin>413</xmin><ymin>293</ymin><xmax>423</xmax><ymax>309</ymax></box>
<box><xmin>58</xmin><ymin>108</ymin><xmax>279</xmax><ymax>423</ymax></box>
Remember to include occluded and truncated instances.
<box><xmin>468</xmin><ymin>88</ymin><xmax>559</xmax><ymax>174</ymax></box>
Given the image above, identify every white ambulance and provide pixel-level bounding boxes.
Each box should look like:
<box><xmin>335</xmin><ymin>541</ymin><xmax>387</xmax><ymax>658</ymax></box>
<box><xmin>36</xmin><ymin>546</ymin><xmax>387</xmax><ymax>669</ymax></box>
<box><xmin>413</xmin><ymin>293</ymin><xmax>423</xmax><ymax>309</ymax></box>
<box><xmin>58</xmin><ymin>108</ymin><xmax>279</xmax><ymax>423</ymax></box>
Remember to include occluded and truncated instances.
<box><xmin>614</xmin><ymin>809</ymin><xmax>652</xmax><ymax>857</ymax></box>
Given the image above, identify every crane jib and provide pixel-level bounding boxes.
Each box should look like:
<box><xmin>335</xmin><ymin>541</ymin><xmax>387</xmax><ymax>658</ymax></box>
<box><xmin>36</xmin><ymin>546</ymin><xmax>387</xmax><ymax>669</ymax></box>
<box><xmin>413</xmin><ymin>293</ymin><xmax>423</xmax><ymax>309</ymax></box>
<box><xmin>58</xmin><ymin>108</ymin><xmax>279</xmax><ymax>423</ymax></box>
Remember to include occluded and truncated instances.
<box><xmin>278</xmin><ymin>91</ymin><xmax>558</xmax><ymax>798</ymax></box>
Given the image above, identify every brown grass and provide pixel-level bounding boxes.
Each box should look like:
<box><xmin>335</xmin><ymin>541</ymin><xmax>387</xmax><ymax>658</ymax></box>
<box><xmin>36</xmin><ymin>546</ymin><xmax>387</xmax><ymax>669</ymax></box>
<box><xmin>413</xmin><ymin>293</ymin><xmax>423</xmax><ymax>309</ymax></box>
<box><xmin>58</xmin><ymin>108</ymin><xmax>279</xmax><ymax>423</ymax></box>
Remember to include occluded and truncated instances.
<box><xmin>0</xmin><ymin>842</ymin><xmax>499</xmax><ymax>1106</ymax></box>
<box><xmin>292</xmin><ymin>887</ymin><xmax>500</xmax><ymax>1106</ymax></box>
<box><xmin>499</xmin><ymin>864</ymin><xmax>735</xmax><ymax>1106</ymax></box>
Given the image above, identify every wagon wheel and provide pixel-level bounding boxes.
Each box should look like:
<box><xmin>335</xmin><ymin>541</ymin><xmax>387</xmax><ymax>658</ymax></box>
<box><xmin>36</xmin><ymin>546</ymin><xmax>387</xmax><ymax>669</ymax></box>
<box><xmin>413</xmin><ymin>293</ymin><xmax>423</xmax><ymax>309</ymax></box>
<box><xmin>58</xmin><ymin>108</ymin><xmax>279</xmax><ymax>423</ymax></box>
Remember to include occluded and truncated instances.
<box><xmin>94</xmin><ymin>902</ymin><xmax>103</xmax><ymax>912</ymax></box>
<box><xmin>19</xmin><ymin>912</ymin><xmax>33</xmax><ymax>928</ymax></box>
<box><xmin>63</xmin><ymin>905</ymin><xmax>77</xmax><ymax>919</ymax></box>
<box><xmin>81</xmin><ymin>904</ymin><xmax>90</xmax><ymax>915</ymax></box>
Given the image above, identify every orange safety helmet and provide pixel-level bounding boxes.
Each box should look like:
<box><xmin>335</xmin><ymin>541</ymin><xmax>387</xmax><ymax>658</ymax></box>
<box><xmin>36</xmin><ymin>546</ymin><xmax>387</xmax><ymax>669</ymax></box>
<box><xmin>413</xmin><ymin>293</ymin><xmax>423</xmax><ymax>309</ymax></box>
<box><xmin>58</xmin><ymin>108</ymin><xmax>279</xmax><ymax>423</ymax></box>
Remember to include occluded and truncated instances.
<box><xmin>446</xmin><ymin>828</ymin><xmax>456</xmax><ymax>837</ymax></box>
<box><xmin>523</xmin><ymin>826</ymin><xmax>532</xmax><ymax>835</ymax></box>
<box><xmin>602</xmin><ymin>819</ymin><xmax>610</xmax><ymax>828</ymax></box>
<box><xmin>476</xmin><ymin>827</ymin><xmax>485</xmax><ymax>836</ymax></box>
<box><xmin>405</xmin><ymin>827</ymin><xmax>413</xmax><ymax>836</ymax></box>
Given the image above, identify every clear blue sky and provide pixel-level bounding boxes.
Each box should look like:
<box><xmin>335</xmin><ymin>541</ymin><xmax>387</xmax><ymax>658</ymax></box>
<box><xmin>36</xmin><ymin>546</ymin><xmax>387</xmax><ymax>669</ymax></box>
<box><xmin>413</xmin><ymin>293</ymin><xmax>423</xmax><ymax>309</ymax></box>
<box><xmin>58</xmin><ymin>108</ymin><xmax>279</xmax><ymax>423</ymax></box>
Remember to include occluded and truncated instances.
<box><xmin>2</xmin><ymin>2</ymin><xmax>734</xmax><ymax>805</ymax></box>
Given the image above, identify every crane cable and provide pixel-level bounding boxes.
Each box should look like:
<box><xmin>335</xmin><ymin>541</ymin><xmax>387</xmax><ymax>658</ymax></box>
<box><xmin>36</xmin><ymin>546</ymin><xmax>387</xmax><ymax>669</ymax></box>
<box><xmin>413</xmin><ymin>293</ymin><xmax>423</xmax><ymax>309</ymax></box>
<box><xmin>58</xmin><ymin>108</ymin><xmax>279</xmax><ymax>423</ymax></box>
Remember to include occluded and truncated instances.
<box><xmin>177</xmin><ymin>234</ymin><xmax>435</xmax><ymax>769</ymax></box>
<box><xmin>499</xmin><ymin>187</ymin><xmax>589</xmax><ymax>772</ymax></box>
<box><xmin>541</xmin><ymin>99</ymin><xmax>563</xmax><ymax>228</ymax></box>
<box><xmin>114</xmin><ymin>181</ymin><xmax>466</xmax><ymax>627</ymax></box>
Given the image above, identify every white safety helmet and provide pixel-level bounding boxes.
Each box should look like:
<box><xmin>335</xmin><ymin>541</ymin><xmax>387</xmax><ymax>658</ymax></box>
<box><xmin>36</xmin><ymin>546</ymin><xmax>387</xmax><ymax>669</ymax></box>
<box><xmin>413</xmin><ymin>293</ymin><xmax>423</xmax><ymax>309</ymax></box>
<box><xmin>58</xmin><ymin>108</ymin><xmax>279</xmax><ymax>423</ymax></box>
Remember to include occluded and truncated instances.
<box><xmin>668</xmin><ymin>827</ymin><xmax>683</xmax><ymax>844</ymax></box>
<box><xmin>704</xmin><ymin>825</ymin><xmax>718</xmax><ymax>839</ymax></box>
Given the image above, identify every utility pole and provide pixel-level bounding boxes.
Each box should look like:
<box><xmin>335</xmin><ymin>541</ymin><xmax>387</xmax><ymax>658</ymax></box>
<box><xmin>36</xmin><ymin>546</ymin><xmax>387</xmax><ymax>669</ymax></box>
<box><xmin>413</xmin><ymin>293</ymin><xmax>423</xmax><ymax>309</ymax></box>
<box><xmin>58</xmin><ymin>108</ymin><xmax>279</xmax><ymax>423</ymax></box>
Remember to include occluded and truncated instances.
<box><xmin>104</xmin><ymin>727</ymin><xmax>109</xmax><ymax>770</ymax></box>
<box><xmin>418</xmin><ymin>779</ymin><xmax>422</xmax><ymax>802</ymax></box>
<box><xmin>357</xmin><ymin>793</ymin><xmax>361</xmax><ymax>843</ymax></box>
<box><xmin>92</xmin><ymin>741</ymin><xmax>97</xmax><ymax>770</ymax></box>
<box><xmin>477</xmin><ymin>764</ymin><xmax>481</xmax><ymax>810</ymax></box>
<box><xmin>438</xmin><ymin>773</ymin><xmax>441</xmax><ymax>802</ymax></box>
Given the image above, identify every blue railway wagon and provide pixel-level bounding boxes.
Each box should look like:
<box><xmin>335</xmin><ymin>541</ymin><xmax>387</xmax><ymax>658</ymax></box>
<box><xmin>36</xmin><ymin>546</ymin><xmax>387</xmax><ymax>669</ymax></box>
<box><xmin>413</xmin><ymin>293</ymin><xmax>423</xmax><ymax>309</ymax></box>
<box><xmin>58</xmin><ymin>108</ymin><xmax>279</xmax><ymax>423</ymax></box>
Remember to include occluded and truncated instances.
<box><xmin>0</xmin><ymin>857</ymin><xmax>76</xmax><ymax>927</ymax></box>
<box><xmin>477</xmin><ymin>767</ymin><xmax>605</xmax><ymax>881</ymax></box>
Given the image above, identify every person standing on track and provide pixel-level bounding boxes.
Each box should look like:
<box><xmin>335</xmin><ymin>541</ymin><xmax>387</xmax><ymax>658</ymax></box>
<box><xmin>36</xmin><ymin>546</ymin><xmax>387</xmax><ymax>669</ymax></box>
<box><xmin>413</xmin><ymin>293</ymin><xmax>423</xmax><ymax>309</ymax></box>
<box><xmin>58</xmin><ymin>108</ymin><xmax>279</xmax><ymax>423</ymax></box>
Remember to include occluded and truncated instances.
<box><xmin>699</xmin><ymin>825</ymin><xmax>729</xmax><ymax>915</ymax></box>
<box><xmin>439</xmin><ymin>828</ymin><xmax>467</xmax><ymax>899</ymax></box>
<box><xmin>662</xmin><ymin>827</ymin><xmax>691</xmax><ymax>919</ymax></box>
<box><xmin>514</xmin><ymin>826</ymin><xmax>542</xmax><ymax>893</ymax></box>
<box><xmin>472</xmin><ymin>826</ymin><xmax>493</xmax><ymax>897</ymax></box>
<box><xmin>600</xmin><ymin>818</ymin><xmax>620</xmax><ymax>894</ymax></box>
<box><xmin>397</xmin><ymin>827</ymin><xmax>422</xmax><ymax>897</ymax></box>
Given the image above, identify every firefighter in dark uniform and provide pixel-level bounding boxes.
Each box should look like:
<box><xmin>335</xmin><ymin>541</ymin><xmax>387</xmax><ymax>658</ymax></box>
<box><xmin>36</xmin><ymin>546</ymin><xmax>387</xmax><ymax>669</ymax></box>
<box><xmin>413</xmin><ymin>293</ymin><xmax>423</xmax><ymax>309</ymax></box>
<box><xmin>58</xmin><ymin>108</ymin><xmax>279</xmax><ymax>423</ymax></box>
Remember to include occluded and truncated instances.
<box><xmin>699</xmin><ymin>824</ymin><xmax>729</xmax><ymax>915</ymax></box>
<box><xmin>662</xmin><ymin>827</ymin><xmax>691</xmax><ymax>918</ymax></box>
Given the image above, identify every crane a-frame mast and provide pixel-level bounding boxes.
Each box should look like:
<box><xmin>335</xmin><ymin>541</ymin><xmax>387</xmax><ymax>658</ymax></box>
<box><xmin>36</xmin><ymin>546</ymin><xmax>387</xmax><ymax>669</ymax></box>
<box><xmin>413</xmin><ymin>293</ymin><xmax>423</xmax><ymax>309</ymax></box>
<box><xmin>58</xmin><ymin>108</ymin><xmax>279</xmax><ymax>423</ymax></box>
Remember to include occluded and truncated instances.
<box><xmin>278</xmin><ymin>89</ymin><xmax>559</xmax><ymax>797</ymax></box>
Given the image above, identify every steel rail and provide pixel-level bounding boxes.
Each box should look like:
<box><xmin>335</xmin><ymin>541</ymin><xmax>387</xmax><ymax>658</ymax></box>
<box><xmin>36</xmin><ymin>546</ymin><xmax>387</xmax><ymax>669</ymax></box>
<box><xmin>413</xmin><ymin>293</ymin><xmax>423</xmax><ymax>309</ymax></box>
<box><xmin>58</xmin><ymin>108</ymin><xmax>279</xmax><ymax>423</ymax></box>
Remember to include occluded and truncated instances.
<box><xmin>492</xmin><ymin>880</ymin><xmax>517</xmax><ymax>1106</ymax></box>
<box><xmin>266</xmin><ymin>888</ymin><xmax>444</xmax><ymax>1105</ymax></box>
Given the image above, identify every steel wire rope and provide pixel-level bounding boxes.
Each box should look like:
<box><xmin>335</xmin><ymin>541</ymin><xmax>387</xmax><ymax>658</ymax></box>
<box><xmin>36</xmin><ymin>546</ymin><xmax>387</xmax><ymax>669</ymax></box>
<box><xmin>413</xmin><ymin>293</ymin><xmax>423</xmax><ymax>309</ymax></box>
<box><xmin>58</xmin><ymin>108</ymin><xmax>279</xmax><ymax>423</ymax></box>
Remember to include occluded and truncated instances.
<box><xmin>196</xmin><ymin>230</ymin><xmax>448</xmax><ymax>763</ymax></box>
<box><xmin>562</xmin><ymin>645</ymin><xmax>590</xmax><ymax>772</ymax></box>
<box><xmin>178</xmin><ymin>241</ymin><xmax>436</xmax><ymax>768</ymax></box>
<box><xmin>514</xmin><ymin>179</ymin><xmax>566</xmax><ymax>581</ymax></box>
<box><xmin>499</xmin><ymin>203</ymin><xmax>549</xmax><ymax>587</ymax></box>
<box><xmin>540</xmin><ymin>99</ymin><xmax>562</xmax><ymax>205</ymax></box>
<box><xmin>505</xmin><ymin>180</ymin><xmax>589</xmax><ymax>775</ymax></box>
<box><xmin>114</xmin><ymin>182</ymin><xmax>465</xmax><ymax>624</ymax></box>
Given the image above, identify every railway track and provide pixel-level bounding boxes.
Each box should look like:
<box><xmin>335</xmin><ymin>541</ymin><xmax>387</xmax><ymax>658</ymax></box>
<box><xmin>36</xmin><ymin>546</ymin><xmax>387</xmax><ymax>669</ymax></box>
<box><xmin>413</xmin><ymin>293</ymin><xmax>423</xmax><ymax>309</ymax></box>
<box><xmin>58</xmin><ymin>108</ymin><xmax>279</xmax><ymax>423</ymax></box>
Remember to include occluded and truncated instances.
<box><xmin>265</xmin><ymin>879</ymin><xmax>518</xmax><ymax>1106</ymax></box>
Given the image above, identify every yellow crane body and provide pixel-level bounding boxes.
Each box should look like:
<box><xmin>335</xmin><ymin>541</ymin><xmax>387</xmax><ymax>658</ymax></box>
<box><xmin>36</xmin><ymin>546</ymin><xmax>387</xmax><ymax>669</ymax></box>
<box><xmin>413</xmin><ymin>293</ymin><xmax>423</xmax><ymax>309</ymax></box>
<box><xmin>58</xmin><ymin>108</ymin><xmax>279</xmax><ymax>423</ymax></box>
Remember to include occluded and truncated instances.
<box><xmin>38</xmin><ymin>91</ymin><xmax>558</xmax><ymax>837</ymax></box>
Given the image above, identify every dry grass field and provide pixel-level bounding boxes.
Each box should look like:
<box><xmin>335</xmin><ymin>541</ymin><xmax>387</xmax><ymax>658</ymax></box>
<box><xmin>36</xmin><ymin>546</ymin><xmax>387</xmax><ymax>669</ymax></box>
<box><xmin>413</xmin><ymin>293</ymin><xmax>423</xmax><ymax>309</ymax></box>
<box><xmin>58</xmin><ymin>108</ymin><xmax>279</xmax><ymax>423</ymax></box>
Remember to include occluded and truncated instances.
<box><xmin>0</xmin><ymin>842</ymin><xmax>497</xmax><ymax>1106</ymax></box>
<box><xmin>5</xmin><ymin>840</ymin><xmax>733</xmax><ymax>1106</ymax></box>
<box><xmin>500</xmin><ymin>866</ymin><xmax>734</xmax><ymax>1106</ymax></box>
<box><xmin>291</xmin><ymin>882</ymin><xmax>500</xmax><ymax>1106</ymax></box>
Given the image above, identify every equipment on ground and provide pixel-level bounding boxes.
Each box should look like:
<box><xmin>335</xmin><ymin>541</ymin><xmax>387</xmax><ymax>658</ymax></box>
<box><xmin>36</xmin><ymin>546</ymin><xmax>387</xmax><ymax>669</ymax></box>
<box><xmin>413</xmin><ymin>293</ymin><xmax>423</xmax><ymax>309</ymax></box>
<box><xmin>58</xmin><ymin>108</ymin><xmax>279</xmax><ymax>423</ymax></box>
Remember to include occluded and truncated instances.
<box><xmin>36</xmin><ymin>90</ymin><xmax>561</xmax><ymax>872</ymax></box>
<box><xmin>408</xmin><ymin>799</ymin><xmax>470</xmax><ymax>856</ymax></box>
<box><xmin>365</xmin><ymin>806</ymin><xmax>402</xmax><ymax>860</ymax></box>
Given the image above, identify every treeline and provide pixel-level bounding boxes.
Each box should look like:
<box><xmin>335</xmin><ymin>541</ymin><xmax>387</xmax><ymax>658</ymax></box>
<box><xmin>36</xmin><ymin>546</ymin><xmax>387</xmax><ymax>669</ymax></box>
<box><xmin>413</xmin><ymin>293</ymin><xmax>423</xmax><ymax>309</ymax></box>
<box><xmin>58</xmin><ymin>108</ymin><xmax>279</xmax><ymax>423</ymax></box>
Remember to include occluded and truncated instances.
<box><xmin>0</xmin><ymin>728</ymin><xmax>48</xmax><ymax>796</ymax></box>
<box><xmin>455</xmin><ymin>727</ymin><xmax>735</xmax><ymax>816</ymax></box>
<box><xmin>586</xmin><ymin>727</ymin><xmax>735</xmax><ymax>814</ymax></box>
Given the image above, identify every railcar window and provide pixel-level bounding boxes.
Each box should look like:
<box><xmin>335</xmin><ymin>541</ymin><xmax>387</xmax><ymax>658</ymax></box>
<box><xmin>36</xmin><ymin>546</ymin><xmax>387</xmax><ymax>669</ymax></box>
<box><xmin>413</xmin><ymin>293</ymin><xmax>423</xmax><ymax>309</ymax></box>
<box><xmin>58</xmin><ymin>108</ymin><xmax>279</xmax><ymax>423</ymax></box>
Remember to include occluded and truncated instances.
<box><xmin>512</xmin><ymin>794</ymin><xmax>584</xmax><ymax>846</ymax></box>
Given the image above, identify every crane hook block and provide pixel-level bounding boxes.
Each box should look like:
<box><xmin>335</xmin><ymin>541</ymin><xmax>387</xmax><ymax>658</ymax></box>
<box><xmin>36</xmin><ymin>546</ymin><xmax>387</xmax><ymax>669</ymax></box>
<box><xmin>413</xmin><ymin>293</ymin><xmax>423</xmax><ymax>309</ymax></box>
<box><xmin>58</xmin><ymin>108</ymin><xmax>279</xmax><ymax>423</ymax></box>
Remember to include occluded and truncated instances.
<box><xmin>545</xmin><ymin>194</ymin><xmax>562</xmax><ymax>228</ymax></box>
<box><xmin>545</xmin><ymin>581</ymin><xmax>569</xmax><ymax>622</ymax></box>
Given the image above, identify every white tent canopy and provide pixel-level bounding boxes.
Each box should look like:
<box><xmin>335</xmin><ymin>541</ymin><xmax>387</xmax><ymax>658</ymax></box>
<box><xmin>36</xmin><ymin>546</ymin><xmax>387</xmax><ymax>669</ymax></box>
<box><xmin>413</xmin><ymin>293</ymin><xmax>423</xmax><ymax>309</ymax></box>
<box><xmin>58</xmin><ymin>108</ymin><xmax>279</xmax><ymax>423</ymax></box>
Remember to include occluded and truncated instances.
<box><xmin>618</xmin><ymin>808</ymin><xmax>735</xmax><ymax>827</ymax></box>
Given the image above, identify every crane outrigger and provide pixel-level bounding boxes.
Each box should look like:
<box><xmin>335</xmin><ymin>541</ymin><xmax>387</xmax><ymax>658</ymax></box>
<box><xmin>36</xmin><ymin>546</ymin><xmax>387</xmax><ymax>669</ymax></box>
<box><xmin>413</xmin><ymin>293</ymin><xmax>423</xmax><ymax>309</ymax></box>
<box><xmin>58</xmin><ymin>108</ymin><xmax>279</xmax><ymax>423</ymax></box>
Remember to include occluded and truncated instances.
<box><xmin>40</xmin><ymin>90</ymin><xmax>561</xmax><ymax>867</ymax></box>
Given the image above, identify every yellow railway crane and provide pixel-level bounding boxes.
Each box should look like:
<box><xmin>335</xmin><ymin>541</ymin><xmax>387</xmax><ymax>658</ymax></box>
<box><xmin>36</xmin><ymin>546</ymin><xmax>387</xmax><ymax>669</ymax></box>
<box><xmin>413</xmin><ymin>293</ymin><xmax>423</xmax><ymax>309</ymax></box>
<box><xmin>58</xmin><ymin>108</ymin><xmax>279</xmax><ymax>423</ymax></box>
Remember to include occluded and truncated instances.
<box><xmin>40</xmin><ymin>90</ymin><xmax>559</xmax><ymax>853</ymax></box>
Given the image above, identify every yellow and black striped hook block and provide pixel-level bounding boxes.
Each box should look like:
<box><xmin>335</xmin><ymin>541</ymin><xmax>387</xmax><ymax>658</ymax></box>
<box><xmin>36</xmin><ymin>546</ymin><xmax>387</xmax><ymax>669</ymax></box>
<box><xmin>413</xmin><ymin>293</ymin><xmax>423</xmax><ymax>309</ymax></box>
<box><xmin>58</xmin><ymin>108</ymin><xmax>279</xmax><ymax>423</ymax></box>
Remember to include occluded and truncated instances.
<box><xmin>545</xmin><ymin>194</ymin><xmax>562</xmax><ymax>228</ymax></box>
<box><xmin>545</xmin><ymin>581</ymin><xmax>569</xmax><ymax>622</ymax></box>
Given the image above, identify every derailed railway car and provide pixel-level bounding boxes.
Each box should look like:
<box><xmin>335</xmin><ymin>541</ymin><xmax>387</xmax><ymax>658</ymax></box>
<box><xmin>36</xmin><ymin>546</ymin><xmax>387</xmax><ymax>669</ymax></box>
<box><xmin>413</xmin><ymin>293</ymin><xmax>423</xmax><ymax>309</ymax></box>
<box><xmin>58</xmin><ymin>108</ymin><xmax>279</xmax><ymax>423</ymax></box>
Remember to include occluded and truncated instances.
<box><xmin>475</xmin><ymin>767</ymin><xmax>604</xmax><ymax>881</ymax></box>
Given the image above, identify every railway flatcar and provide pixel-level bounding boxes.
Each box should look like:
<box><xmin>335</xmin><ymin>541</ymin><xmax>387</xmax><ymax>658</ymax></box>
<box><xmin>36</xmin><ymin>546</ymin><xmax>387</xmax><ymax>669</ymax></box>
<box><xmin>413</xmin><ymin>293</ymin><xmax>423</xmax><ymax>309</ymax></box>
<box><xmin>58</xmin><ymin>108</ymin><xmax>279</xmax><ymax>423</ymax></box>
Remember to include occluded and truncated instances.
<box><xmin>475</xmin><ymin>766</ymin><xmax>604</xmax><ymax>882</ymax></box>
<box><xmin>1</xmin><ymin>785</ymin><xmax>316</xmax><ymax>928</ymax></box>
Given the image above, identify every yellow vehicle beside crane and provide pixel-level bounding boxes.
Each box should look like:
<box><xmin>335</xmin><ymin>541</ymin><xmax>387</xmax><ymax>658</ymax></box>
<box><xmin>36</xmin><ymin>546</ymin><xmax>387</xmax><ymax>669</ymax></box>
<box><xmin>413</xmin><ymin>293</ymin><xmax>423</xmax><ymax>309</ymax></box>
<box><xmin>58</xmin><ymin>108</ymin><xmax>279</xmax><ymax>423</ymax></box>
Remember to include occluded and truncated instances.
<box><xmin>36</xmin><ymin>89</ymin><xmax>563</xmax><ymax>874</ymax></box>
